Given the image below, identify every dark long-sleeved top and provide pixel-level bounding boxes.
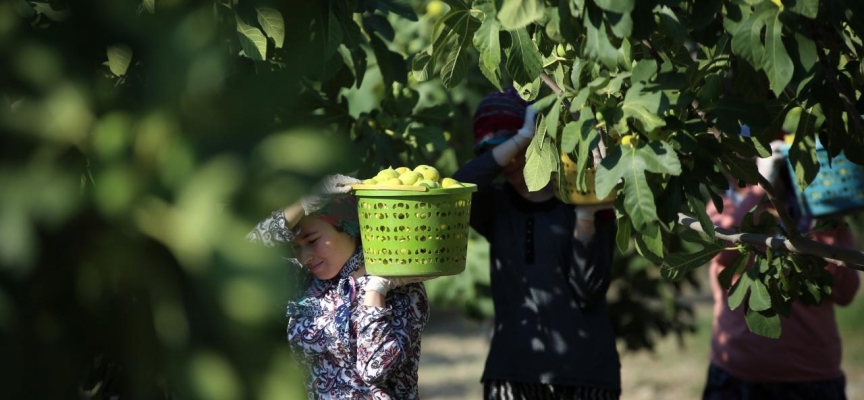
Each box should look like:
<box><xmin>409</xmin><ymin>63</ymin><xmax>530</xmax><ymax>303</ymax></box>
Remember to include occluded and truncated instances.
<box><xmin>454</xmin><ymin>151</ymin><xmax>620</xmax><ymax>390</ymax></box>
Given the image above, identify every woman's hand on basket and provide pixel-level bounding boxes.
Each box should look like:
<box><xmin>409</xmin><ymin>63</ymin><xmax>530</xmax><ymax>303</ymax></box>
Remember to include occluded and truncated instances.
<box><xmin>364</xmin><ymin>275</ymin><xmax>437</xmax><ymax>296</ymax></box>
<box><xmin>300</xmin><ymin>174</ymin><xmax>361</xmax><ymax>215</ymax></box>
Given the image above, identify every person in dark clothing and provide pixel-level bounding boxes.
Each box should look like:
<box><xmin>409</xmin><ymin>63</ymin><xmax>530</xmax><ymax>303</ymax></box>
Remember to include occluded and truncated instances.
<box><xmin>454</xmin><ymin>88</ymin><xmax>621</xmax><ymax>400</ymax></box>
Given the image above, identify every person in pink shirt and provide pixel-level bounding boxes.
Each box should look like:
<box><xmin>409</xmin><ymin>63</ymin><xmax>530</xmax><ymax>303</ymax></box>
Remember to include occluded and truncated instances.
<box><xmin>702</xmin><ymin>138</ymin><xmax>860</xmax><ymax>400</ymax></box>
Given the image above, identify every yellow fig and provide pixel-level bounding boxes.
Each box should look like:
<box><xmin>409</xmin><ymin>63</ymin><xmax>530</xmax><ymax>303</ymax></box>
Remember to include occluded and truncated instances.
<box><xmin>441</xmin><ymin>177</ymin><xmax>462</xmax><ymax>188</ymax></box>
<box><xmin>398</xmin><ymin>171</ymin><xmax>423</xmax><ymax>186</ymax></box>
<box><xmin>376</xmin><ymin>167</ymin><xmax>399</xmax><ymax>181</ymax></box>
<box><xmin>414</xmin><ymin>165</ymin><xmax>440</xmax><ymax>182</ymax></box>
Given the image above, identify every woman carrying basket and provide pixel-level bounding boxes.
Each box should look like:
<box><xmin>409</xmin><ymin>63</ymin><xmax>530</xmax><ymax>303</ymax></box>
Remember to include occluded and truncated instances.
<box><xmin>247</xmin><ymin>175</ymin><xmax>433</xmax><ymax>399</ymax></box>
<box><xmin>454</xmin><ymin>88</ymin><xmax>621</xmax><ymax>399</ymax></box>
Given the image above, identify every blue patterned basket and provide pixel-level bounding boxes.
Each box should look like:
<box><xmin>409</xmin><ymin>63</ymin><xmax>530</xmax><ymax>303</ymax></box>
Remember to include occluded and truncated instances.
<box><xmin>781</xmin><ymin>141</ymin><xmax>864</xmax><ymax>217</ymax></box>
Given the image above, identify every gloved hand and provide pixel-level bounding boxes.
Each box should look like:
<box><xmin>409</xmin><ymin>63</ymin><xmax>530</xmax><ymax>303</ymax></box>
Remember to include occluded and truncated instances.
<box><xmin>300</xmin><ymin>174</ymin><xmax>362</xmax><ymax>215</ymax></box>
<box><xmin>365</xmin><ymin>275</ymin><xmax>437</xmax><ymax>296</ymax></box>
<box><xmin>756</xmin><ymin>140</ymin><xmax>786</xmax><ymax>186</ymax></box>
<box><xmin>516</xmin><ymin>104</ymin><xmax>540</xmax><ymax>139</ymax></box>
<box><xmin>576</xmin><ymin>202</ymin><xmax>614</xmax><ymax>221</ymax></box>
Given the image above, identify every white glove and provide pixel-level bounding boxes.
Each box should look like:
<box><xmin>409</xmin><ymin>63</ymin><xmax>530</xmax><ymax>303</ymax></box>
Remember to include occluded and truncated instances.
<box><xmin>756</xmin><ymin>140</ymin><xmax>785</xmax><ymax>185</ymax></box>
<box><xmin>516</xmin><ymin>105</ymin><xmax>540</xmax><ymax>139</ymax></box>
<box><xmin>300</xmin><ymin>174</ymin><xmax>361</xmax><ymax>215</ymax></box>
<box><xmin>365</xmin><ymin>275</ymin><xmax>436</xmax><ymax>296</ymax></box>
<box><xmin>576</xmin><ymin>203</ymin><xmax>613</xmax><ymax>221</ymax></box>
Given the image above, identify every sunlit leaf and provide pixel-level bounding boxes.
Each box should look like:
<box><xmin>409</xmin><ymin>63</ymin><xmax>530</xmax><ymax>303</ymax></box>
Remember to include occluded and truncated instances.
<box><xmin>496</xmin><ymin>0</ymin><xmax>544</xmax><ymax>30</ymax></box>
<box><xmin>788</xmin><ymin>0</ymin><xmax>818</xmax><ymax>19</ymax></box>
<box><xmin>505</xmin><ymin>28</ymin><xmax>543</xmax><ymax>85</ymax></box>
<box><xmin>524</xmin><ymin>137</ymin><xmax>558</xmax><ymax>191</ymax></box>
<box><xmin>584</xmin><ymin>5</ymin><xmax>618</xmax><ymax>69</ymax></box>
<box><xmin>622</xmin><ymin>83</ymin><xmax>666</xmax><ymax>132</ymax></box>
<box><xmin>236</xmin><ymin>15</ymin><xmax>267</xmax><ymax>61</ymax></box>
<box><xmin>594</xmin><ymin>0</ymin><xmax>634</xmax><ymax>14</ymax></box>
<box><xmin>106</xmin><ymin>44</ymin><xmax>132</xmax><ymax>76</ymax></box>
<box><xmin>763</xmin><ymin>11</ymin><xmax>793</xmax><ymax>97</ymax></box>
<box><xmin>473</xmin><ymin>0</ymin><xmax>502</xmax><ymax>90</ymax></box>
<box><xmin>256</xmin><ymin>7</ymin><xmax>285</xmax><ymax>48</ymax></box>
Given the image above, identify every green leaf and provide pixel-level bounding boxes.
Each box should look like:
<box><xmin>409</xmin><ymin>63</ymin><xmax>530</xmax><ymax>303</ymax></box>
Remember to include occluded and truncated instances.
<box><xmin>594</xmin><ymin>0</ymin><xmax>634</xmax><ymax>14</ymax></box>
<box><xmin>787</xmin><ymin>110</ymin><xmax>820</xmax><ymax>190</ymax></box>
<box><xmin>525</xmin><ymin>137</ymin><xmax>558</xmax><ymax>191</ymax></box>
<box><xmin>369</xmin><ymin>33</ymin><xmax>406</xmax><ymax>89</ymax></box>
<box><xmin>718</xmin><ymin>153</ymin><xmax>760</xmax><ymax>185</ymax></box>
<box><xmin>731</xmin><ymin>5</ymin><xmax>771</xmax><ymax>70</ymax></box>
<box><xmin>727</xmin><ymin>266</ymin><xmax>752</xmax><ymax>311</ymax></box>
<box><xmin>792</xmin><ymin>32</ymin><xmax>817</xmax><ymax>75</ymax></box>
<box><xmin>474</xmin><ymin>1</ymin><xmax>502</xmax><ymax>90</ymax></box>
<box><xmin>439</xmin><ymin>13</ymin><xmax>481</xmax><ymax>88</ymax></box>
<box><xmin>505</xmin><ymin>28</ymin><xmax>543</xmax><ymax>85</ymax></box>
<box><xmin>324</xmin><ymin>10</ymin><xmax>344</xmax><ymax>59</ymax></box>
<box><xmin>643</xmin><ymin>141</ymin><xmax>682</xmax><ymax>175</ymax></box>
<box><xmin>661</xmin><ymin>228</ymin><xmax>723</xmax><ymax>281</ymax></box>
<box><xmin>691</xmin><ymin>0</ymin><xmax>723</xmax><ymax>29</ymax></box>
<box><xmin>496</xmin><ymin>0</ymin><xmax>544</xmax><ymax>30</ymax></box>
<box><xmin>440</xmin><ymin>47</ymin><xmax>469</xmax><ymax>89</ymax></box>
<box><xmin>441</xmin><ymin>0</ymin><xmax>469</xmax><ymax>11</ymax></box>
<box><xmin>788</xmin><ymin>0</ymin><xmax>818</xmax><ymax>18</ymax></box>
<box><xmin>236</xmin><ymin>15</ymin><xmax>267</xmax><ymax>61</ymax></box>
<box><xmin>748</xmin><ymin>267</ymin><xmax>772</xmax><ymax>312</ymax></box>
<box><xmin>31</xmin><ymin>2</ymin><xmax>69</xmax><ymax>21</ymax></box>
<box><xmin>545</xmin><ymin>97</ymin><xmax>563</xmax><ymax>143</ymax></box>
<box><xmin>607</xmin><ymin>9</ymin><xmax>632</xmax><ymax>38</ymax></box>
<box><xmin>584</xmin><ymin>5</ymin><xmax>619</xmax><ymax>69</ymax></box>
<box><xmin>376</xmin><ymin>0</ymin><xmax>418</xmax><ymax>21</ymax></box>
<box><xmin>256</xmin><ymin>7</ymin><xmax>285</xmax><ymax>49</ymax></box>
<box><xmin>574</xmin><ymin>109</ymin><xmax>599</xmax><ymax>173</ymax></box>
<box><xmin>616</xmin><ymin>216</ymin><xmax>632</xmax><ymax>253</ymax></box>
<box><xmin>631</xmin><ymin>59</ymin><xmax>657</xmax><ymax>82</ymax></box>
<box><xmin>745</xmin><ymin>308</ymin><xmax>781</xmax><ymax>339</ymax></box>
<box><xmin>622</xmin><ymin>83</ymin><xmax>666</xmax><ymax>132</ymax></box>
<box><xmin>561</xmin><ymin>122</ymin><xmax>579</xmax><ymax>153</ymax></box>
<box><xmin>429</xmin><ymin>6</ymin><xmax>480</xmax><ymax>88</ymax></box>
<box><xmin>719</xmin><ymin>253</ymin><xmax>749</xmax><ymax>290</ymax></box>
<box><xmin>763</xmin><ymin>11</ymin><xmax>793</xmax><ymax>97</ymax></box>
<box><xmin>411</xmin><ymin>52</ymin><xmax>433</xmax><ymax>81</ymax></box>
<box><xmin>641</xmin><ymin>222</ymin><xmax>664</xmax><ymax>259</ymax></box>
<box><xmin>143</xmin><ymin>0</ymin><xmax>155</xmax><ymax>14</ymax></box>
<box><xmin>106</xmin><ymin>44</ymin><xmax>132</xmax><ymax>76</ymax></box>
<box><xmin>597</xmin><ymin>145</ymin><xmax>667</xmax><ymax>230</ymax></box>
<box><xmin>685</xmin><ymin>188</ymin><xmax>715</xmax><ymax>238</ymax></box>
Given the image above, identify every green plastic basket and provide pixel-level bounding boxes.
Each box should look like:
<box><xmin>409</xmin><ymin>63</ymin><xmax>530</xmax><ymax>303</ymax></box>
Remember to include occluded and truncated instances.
<box><xmin>353</xmin><ymin>184</ymin><xmax>477</xmax><ymax>278</ymax></box>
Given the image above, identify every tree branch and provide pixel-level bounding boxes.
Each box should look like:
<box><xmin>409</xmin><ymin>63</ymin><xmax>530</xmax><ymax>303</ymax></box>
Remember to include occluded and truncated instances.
<box><xmin>539</xmin><ymin>72</ymin><xmax>607</xmax><ymax>163</ymax></box>
<box><xmin>679</xmin><ymin>212</ymin><xmax>864</xmax><ymax>271</ymax></box>
<box><xmin>755</xmin><ymin>173</ymin><xmax>801</xmax><ymax>239</ymax></box>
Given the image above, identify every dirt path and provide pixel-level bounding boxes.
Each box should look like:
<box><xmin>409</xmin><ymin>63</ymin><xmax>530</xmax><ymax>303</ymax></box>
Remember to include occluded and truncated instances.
<box><xmin>419</xmin><ymin>307</ymin><xmax>864</xmax><ymax>400</ymax></box>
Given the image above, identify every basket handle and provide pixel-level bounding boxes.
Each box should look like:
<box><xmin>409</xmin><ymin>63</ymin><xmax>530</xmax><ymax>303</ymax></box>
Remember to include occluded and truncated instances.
<box><xmin>351</xmin><ymin>184</ymin><xmax>429</xmax><ymax>192</ymax></box>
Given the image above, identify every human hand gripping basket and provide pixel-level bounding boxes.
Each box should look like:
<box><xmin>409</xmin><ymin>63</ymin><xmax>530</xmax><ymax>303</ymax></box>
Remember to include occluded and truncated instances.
<box><xmin>352</xmin><ymin>184</ymin><xmax>478</xmax><ymax>277</ymax></box>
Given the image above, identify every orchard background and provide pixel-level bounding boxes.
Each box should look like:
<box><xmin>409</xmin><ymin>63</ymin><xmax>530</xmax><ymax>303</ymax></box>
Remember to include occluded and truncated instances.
<box><xmin>2</xmin><ymin>0</ymin><xmax>864</xmax><ymax>398</ymax></box>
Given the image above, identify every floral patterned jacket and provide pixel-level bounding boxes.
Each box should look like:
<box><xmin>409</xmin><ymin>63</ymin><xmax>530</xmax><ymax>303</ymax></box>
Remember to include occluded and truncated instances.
<box><xmin>248</xmin><ymin>210</ymin><xmax>430</xmax><ymax>399</ymax></box>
